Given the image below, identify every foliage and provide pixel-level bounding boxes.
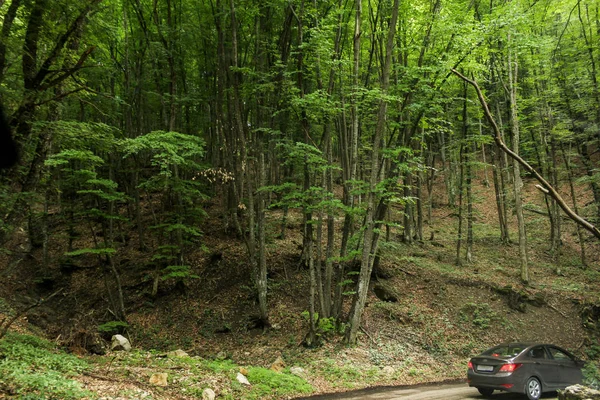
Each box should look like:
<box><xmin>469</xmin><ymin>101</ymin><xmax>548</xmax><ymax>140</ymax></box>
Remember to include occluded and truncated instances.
<box><xmin>459</xmin><ymin>302</ymin><xmax>498</xmax><ymax>330</ymax></box>
<box><xmin>0</xmin><ymin>333</ymin><xmax>91</xmax><ymax>399</ymax></box>
<box><xmin>97</xmin><ymin>321</ymin><xmax>130</xmax><ymax>335</ymax></box>
<box><xmin>300</xmin><ymin>312</ymin><xmax>342</xmax><ymax>339</ymax></box>
<box><xmin>160</xmin><ymin>265</ymin><xmax>200</xmax><ymax>281</ymax></box>
<box><xmin>583</xmin><ymin>362</ymin><xmax>600</xmax><ymax>390</ymax></box>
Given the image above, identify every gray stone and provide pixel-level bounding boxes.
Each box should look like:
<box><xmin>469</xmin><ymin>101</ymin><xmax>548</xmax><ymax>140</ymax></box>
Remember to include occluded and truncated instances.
<box><xmin>110</xmin><ymin>334</ymin><xmax>131</xmax><ymax>352</ymax></box>
<box><xmin>168</xmin><ymin>349</ymin><xmax>189</xmax><ymax>358</ymax></box>
<box><xmin>270</xmin><ymin>356</ymin><xmax>285</xmax><ymax>372</ymax></box>
<box><xmin>290</xmin><ymin>366</ymin><xmax>306</xmax><ymax>378</ymax></box>
<box><xmin>558</xmin><ymin>384</ymin><xmax>600</xmax><ymax>400</ymax></box>
<box><xmin>202</xmin><ymin>388</ymin><xmax>216</xmax><ymax>400</ymax></box>
<box><xmin>236</xmin><ymin>372</ymin><xmax>251</xmax><ymax>385</ymax></box>
<box><xmin>149</xmin><ymin>372</ymin><xmax>168</xmax><ymax>386</ymax></box>
<box><xmin>382</xmin><ymin>366</ymin><xmax>395</xmax><ymax>375</ymax></box>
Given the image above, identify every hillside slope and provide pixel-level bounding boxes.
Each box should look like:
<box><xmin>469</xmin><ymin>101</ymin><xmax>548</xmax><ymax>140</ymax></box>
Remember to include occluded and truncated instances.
<box><xmin>1</xmin><ymin>174</ymin><xmax>599</xmax><ymax>399</ymax></box>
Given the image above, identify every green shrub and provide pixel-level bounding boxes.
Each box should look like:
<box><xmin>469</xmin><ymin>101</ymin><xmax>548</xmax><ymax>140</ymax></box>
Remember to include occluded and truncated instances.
<box><xmin>459</xmin><ymin>302</ymin><xmax>497</xmax><ymax>329</ymax></box>
<box><xmin>583</xmin><ymin>361</ymin><xmax>600</xmax><ymax>390</ymax></box>
<box><xmin>586</xmin><ymin>344</ymin><xmax>600</xmax><ymax>360</ymax></box>
<box><xmin>244</xmin><ymin>366</ymin><xmax>312</xmax><ymax>398</ymax></box>
<box><xmin>0</xmin><ymin>332</ymin><xmax>92</xmax><ymax>399</ymax></box>
<box><xmin>98</xmin><ymin>320</ymin><xmax>129</xmax><ymax>336</ymax></box>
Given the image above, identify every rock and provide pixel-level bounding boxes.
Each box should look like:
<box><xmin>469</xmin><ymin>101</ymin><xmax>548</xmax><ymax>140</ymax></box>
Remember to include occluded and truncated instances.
<box><xmin>373</xmin><ymin>283</ymin><xmax>398</xmax><ymax>302</ymax></box>
<box><xmin>236</xmin><ymin>372</ymin><xmax>251</xmax><ymax>385</ymax></box>
<box><xmin>558</xmin><ymin>384</ymin><xmax>600</xmax><ymax>400</ymax></box>
<box><xmin>202</xmin><ymin>388</ymin><xmax>216</xmax><ymax>400</ymax></box>
<box><xmin>149</xmin><ymin>372</ymin><xmax>168</xmax><ymax>386</ymax></box>
<box><xmin>382</xmin><ymin>366</ymin><xmax>395</xmax><ymax>375</ymax></box>
<box><xmin>168</xmin><ymin>349</ymin><xmax>189</xmax><ymax>358</ymax></box>
<box><xmin>110</xmin><ymin>334</ymin><xmax>131</xmax><ymax>352</ymax></box>
<box><xmin>290</xmin><ymin>366</ymin><xmax>306</xmax><ymax>378</ymax></box>
<box><xmin>239</xmin><ymin>367</ymin><xmax>249</xmax><ymax>375</ymax></box>
<box><xmin>271</xmin><ymin>323</ymin><xmax>282</xmax><ymax>330</ymax></box>
<box><xmin>270</xmin><ymin>356</ymin><xmax>285</xmax><ymax>372</ymax></box>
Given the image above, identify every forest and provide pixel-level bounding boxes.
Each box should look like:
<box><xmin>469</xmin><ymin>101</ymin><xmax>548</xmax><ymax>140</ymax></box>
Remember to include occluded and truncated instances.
<box><xmin>1</xmin><ymin>0</ymin><xmax>600</xmax><ymax>398</ymax></box>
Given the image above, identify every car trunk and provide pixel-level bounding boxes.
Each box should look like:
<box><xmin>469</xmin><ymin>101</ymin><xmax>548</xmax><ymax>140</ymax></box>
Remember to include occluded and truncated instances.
<box><xmin>471</xmin><ymin>356</ymin><xmax>510</xmax><ymax>374</ymax></box>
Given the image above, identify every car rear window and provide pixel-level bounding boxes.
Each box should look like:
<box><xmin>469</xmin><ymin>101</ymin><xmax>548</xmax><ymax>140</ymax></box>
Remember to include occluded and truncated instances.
<box><xmin>482</xmin><ymin>345</ymin><xmax>525</xmax><ymax>357</ymax></box>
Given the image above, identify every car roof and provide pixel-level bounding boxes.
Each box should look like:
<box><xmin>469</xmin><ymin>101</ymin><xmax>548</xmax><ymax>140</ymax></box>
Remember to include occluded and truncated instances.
<box><xmin>489</xmin><ymin>343</ymin><xmax>567</xmax><ymax>350</ymax></box>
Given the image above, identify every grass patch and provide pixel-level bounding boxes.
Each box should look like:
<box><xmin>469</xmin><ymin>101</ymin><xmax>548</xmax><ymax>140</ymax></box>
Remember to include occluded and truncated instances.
<box><xmin>317</xmin><ymin>359</ymin><xmax>380</xmax><ymax>388</ymax></box>
<box><xmin>0</xmin><ymin>332</ymin><xmax>92</xmax><ymax>399</ymax></box>
<box><xmin>242</xmin><ymin>366</ymin><xmax>313</xmax><ymax>399</ymax></box>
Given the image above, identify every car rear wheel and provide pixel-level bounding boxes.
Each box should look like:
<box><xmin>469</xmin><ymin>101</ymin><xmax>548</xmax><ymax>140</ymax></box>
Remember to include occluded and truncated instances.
<box><xmin>477</xmin><ymin>387</ymin><xmax>494</xmax><ymax>396</ymax></box>
<box><xmin>525</xmin><ymin>377</ymin><xmax>541</xmax><ymax>400</ymax></box>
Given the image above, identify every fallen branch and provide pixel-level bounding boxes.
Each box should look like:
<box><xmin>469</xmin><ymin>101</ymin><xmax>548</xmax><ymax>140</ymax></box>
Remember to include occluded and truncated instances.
<box><xmin>360</xmin><ymin>326</ymin><xmax>376</xmax><ymax>344</ymax></box>
<box><xmin>451</xmin><ymin>69</ymin><xmax>600</xmax><ymax>240</ymax></box>
<box><xmin>547</xmin><ymin>301</ymin><xmax>569</xmax><ymax>319</ymax></box>
<box><xmin>0</xmin><ymin>288</ymin><xmax>64</xmax><ymax>339</ymax></box>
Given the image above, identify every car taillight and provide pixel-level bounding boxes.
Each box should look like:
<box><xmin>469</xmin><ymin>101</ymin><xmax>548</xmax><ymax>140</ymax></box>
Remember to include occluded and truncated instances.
<box><xmin>499</xmin><ymin>363</ymin><xmax>522</xmax><ymax>372</ymax></box>
<box><xmin>468</xmin><ymin>361</ymin><xmax>473</xmax><ymax>370</ymax></box>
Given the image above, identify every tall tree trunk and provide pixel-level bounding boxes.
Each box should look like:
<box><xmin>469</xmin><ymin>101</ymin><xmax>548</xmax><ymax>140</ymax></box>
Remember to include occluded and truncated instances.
<box><xmin>578</xmin><ymin>2</ymin><xmax>600</xmax><ymax>220</ymax></box>
<box><xmin>507</xmin><ymin>34</ymin><xmax>529</xmax><ymax>283</ymax></box>
<box><xmin>345</xmin><ymin>0</ymin><xmax>399</xmax><ymax>345</ymax></box>
<box><xmin>257</xmin><ymin>153</ymin><xmax>268</xmax><ymax>324</ymax></box>
<box><xmin>561</xmin><ymin>146</ymin><xmax>587</xmax><ymax>267</ymax></box>
<box><xmin>456</xmin><ymin>143</ymin><xmax>465</xmax><ymax>266</ymax></box>
<box><xmin>334</xmin><ymin>0</ymin><xmax>361</xmax><ymax>321</ymax></box>
<box><xmin>0</xmin><ymin>0</ymin><xmax>22</xmax><ymax>83</ymax></box>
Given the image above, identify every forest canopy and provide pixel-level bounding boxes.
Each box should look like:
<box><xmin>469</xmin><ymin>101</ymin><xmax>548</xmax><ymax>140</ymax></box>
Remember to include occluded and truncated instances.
<box><xmin>0</xmin><ymin>0</ymin><xmax>599</xmax><ymax>344</ymax></box>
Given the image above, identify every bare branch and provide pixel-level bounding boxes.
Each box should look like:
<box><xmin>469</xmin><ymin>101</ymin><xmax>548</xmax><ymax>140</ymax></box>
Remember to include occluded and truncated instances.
<box><xmin>451</xmin><ymin>68</ymin><xmax>600</xmax><ymax>240</ymax></box>
<box><xmin>0</xmin><ymin>288</ymin><xmax>64</xmax><ymax>339</ymax></box>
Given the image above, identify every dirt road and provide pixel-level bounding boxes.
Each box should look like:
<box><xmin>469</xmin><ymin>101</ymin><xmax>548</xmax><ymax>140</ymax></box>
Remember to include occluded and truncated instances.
<box><xmin>296</xmin><ymin>383</ymin><xmax>559</xmax><ymax>399</ymax></box>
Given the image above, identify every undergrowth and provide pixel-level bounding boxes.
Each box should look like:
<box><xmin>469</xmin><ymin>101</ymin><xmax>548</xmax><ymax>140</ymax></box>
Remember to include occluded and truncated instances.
<box><xmin>89</xmin><ymin>349</ymin><xmax>313</xmax><ymax>399</ymax></box>
<box><xmin>0</xmin><ymin>332</ymin><xmax>92</xmax><ymax>399</ymax></box>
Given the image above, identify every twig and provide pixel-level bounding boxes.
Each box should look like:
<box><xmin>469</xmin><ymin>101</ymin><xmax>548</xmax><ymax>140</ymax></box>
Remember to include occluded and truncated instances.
<box><xmin>360</xmin><ymin>326</ymin><xmax>376</xmax><ymax>344</ymax></box>
<box><xmin>547</xmin><ymin>301</ymin><xmax>569</xmax><ymax>319</ymax></box>
<box><xmin>398</xmin><ymin>267</ymin><xmax>416</xmax><ymax>276</ymax></box>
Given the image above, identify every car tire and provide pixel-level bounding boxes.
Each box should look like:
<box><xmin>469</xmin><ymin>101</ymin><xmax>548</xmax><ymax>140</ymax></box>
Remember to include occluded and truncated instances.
<box><xmin>525</xmin><ymin>377</ymin><xmax>541</xmax><ymax>400</ymax></box>
<box><xmin>477</xmin><ymin>387</ymin><xmax>494</xmax><ymax>396</ymax></box>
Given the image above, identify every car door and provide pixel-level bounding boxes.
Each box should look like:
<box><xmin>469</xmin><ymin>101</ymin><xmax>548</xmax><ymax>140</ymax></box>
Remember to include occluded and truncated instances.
<box><xmin>526</xmin><ymin>346</ymin><xmax>558</xmax><ymax>389</ymax></box>
<box><xmin>547</xmin><ymin>346</ymin><xmax>583</xmax><ymax>388</ymax></box>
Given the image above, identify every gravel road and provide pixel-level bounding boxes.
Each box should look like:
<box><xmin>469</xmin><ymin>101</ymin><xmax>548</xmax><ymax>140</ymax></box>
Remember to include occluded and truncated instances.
<box><xmin>295</xmin><ymin>382</ymin><xmax>559</xmax><ymax>399</ymax></box>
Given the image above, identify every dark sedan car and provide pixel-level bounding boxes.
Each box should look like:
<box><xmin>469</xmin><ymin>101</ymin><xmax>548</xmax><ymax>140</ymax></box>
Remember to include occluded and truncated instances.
<box><xmin>467</xmin><ymin>342</ymin><xmax>584</xmax><ymax>399</ymax></box>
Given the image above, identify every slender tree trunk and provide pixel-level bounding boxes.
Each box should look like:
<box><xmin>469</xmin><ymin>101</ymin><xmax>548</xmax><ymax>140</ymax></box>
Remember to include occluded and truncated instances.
<box><xmin>456</xmin><ymin>143</ymin><xmax>465</xmax><ymax>266</ymax></box>
<box><xmin>495</xmin><ymin>102</ymin><xmax>511</xmax><ymax>243</ymax></box>
<box><xmin>491</xmin><ymin>144</ymin><xmax>508</xmax><ymax>243</ymax></box>
<box><xmin>466</xmin><ymin>124</ymin><xmax>474</xmax><ymax>263</ymax></box>
<box><xmin>0</xmin><ymin>0</ymin><xmax>22</xmax><ymax>83</ymax></box>
<box><xmin>561</xmin><ymin>146</ymin><xmax>587</xmax><ymax>267</ymax></box>
<box><xmin>257</xmin><ymin>153</ymin><xmax>268</xmax><ymax>324</ymax></box>
<box><xmin>334</xmin><ymin>0</ymin><xmax>361</xmax><ymax>321</ymax></box>
<box><xmin>507</xmin><ymin>36</ymin><xmax>528</xmax><ymax>283</ymax></box>
<box><xmin>346</xmin><ymin>0</ymin><xmax>399</xmax><ymax>345</ymax></box>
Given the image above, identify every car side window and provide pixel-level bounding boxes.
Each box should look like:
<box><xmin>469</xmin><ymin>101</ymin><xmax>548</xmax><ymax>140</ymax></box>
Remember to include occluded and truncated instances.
<box><xmin>548</xmin><ymin>347</ymin><xmax>572</xmax><ymax>361</ymax></box>
<box><xmin>529</xmin><ymin>347</ymin><xmax>546</xmax><ymax>359</ymax></box>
